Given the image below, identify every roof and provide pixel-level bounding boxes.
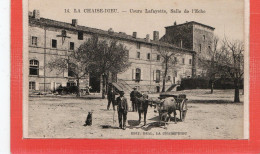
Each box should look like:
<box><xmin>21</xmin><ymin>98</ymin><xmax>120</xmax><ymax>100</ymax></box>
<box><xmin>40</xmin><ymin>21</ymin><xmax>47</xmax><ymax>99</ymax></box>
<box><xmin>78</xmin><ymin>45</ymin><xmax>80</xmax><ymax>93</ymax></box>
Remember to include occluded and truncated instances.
<box><xmin>165</xmin><ymin>21</ymin><xmax>215</xmax><ymax>30</ymax></box>
<box><xmin>29</xmin><ymin>16</ymin><xmax>196</xmax><ymax>54</ymax></box>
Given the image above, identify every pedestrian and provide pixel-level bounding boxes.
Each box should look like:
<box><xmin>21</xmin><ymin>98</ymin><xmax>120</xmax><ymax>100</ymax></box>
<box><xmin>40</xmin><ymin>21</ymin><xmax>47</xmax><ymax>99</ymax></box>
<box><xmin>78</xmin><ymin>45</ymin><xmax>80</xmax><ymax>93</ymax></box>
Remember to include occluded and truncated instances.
<box><xmin>107</xmin><ymin>87</ymin><xmax>116</xmax><ymax>110</ymax></box>
<box><xmin>116</xmin><ymin>91</ymin><xmax>128</xmax><ymax>130</ymax></box>
<box><xmin>130</xmin><ymin>87</ymin><xmax>141</xmax><ymax>112</ymax></box>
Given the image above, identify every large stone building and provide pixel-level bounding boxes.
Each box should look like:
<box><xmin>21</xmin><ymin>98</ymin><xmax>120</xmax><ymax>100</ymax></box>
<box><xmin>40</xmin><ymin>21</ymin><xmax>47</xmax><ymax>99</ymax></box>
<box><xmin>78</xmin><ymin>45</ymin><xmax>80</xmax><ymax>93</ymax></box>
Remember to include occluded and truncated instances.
<box><xmin>28</xmin><ymin>10</ymin><xmax>214</xmax><ymax>93</ymax></box>
<box><xmin>161</xmin><ymin>21</ymin><xmax>215</xmax><ymax>76</ymax></box>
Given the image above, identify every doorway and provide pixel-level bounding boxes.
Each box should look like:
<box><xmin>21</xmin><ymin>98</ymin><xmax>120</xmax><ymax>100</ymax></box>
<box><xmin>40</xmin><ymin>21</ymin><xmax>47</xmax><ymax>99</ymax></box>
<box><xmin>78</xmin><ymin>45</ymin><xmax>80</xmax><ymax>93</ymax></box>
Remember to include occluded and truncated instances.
<box><xmin>89</xmin><ymin>74</ymin><xmax>101</xmax><ymax>93</ymax></box>
<box><xmin>156</xmin><ymin>86</ymin><xmax>160</xmax><ymax>93</ymax></box>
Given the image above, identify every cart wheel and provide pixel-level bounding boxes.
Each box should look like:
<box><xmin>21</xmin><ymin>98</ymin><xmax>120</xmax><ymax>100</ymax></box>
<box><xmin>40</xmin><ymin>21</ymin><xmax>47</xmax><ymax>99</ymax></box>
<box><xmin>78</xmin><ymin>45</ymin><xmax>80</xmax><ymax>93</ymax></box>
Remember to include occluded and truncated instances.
<box><xmin>180</xmin><ymin>100</ymin><xmax>188</xmax><ymax>121</ymax></box>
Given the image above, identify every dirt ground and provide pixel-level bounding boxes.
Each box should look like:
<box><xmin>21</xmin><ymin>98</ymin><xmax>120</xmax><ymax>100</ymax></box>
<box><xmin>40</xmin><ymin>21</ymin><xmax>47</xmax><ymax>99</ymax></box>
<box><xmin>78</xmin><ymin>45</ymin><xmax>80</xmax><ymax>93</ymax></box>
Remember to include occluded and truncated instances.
<box><xmin>27</xmin><ymin>89</ymin><xmax>244</xmax><ymax>139</ymax></box>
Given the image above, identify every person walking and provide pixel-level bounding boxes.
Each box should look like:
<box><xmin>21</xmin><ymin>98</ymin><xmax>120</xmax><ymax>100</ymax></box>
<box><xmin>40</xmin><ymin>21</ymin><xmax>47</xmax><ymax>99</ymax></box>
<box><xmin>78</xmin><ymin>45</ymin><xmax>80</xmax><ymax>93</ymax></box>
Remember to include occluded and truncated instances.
<box><xmin>116</xmin><ymin>91</ymin><xmax>128</xmax><ymax>130</ymax></box>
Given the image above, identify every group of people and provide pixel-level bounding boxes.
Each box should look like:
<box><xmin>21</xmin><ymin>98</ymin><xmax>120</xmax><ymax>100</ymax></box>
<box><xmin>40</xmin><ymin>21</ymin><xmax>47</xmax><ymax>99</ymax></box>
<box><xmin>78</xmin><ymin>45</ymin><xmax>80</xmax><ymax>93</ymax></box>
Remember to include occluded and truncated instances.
<box><xmin>106</xmin><ymin>86</ymin><xmax>142</xmax><ymax>130</ymax></box>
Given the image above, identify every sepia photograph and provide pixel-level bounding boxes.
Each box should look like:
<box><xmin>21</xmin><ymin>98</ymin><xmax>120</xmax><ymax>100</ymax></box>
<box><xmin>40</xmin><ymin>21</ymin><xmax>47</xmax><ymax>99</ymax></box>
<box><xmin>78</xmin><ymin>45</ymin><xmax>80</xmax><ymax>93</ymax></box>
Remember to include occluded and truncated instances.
<box><xmin>24</xmin><ymin>0</ymin><xmax>248</xmax><ymax>139</ymax></box>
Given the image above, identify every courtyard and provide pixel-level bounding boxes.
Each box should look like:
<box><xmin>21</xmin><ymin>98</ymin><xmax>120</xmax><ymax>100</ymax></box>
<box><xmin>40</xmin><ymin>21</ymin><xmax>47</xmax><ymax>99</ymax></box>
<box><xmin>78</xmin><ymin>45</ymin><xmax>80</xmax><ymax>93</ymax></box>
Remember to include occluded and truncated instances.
<box><xmin>27</xmin><ymin>89</ymin><xmax>244</xmax><ymax>139</ymax></box>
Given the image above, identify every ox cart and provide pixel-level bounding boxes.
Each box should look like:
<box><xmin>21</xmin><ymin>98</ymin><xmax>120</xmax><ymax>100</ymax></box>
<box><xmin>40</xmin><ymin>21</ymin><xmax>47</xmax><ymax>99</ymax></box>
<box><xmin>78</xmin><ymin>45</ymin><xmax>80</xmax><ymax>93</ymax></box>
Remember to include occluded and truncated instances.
<box><xmin>159</xmin><ymin>94</ymin><xmax>188</xmax><ymax>122</ymax></box>
<box><xmin>148</xmin><ymin>94</ymin><xmax>188</xmax><ymax>123</ymax></box>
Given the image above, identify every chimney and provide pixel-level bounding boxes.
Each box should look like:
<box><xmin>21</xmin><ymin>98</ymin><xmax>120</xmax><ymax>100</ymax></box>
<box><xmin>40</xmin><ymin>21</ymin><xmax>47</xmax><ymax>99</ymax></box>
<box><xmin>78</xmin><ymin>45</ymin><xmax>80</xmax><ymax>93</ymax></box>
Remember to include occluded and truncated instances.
<box><xmin>153</xmin><ymin>31</ymin><xmax>159</xmax><ymax>41</ymax></box>
<box><xmin>146</xmin><ymin>34</ymin><xmax>150</xmax><ymax>42</ymax></box>
<box><xmin>108</xmin><ymin>28</ymin><xmax>114</xmax><ymax>34</ymax></box>
<box><xmin>28</xmin><ymin>11</ymin><xmax>33</xmax><ymax>17</ymax></box>
<box><xmin>72</xmin><ymin>19</ymin><xmax>78</xmax><ymax>26</ymax></box>
<box><xmin>174</xmin><ymin>21</ymin><xmax>177</xmax><ymax>25</ymax></box>
<box><xmin>33</xmin><ymin>10</ymin><xmax>40</xmax><ymax>19</ymax></box>
<box><xmin>133</xmin><ymin>32</ymin><xmax>137</xmax><ymax>38</ymax></box>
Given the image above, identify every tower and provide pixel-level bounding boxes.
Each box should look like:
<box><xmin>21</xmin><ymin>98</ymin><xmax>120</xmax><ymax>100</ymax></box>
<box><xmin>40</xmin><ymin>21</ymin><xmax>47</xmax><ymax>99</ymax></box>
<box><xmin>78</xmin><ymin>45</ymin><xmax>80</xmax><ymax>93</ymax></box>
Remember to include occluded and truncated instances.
<box><xmin>161</xmin><ymin>21</ymin><xmax>215</xmax><ymax>77</ymax></box>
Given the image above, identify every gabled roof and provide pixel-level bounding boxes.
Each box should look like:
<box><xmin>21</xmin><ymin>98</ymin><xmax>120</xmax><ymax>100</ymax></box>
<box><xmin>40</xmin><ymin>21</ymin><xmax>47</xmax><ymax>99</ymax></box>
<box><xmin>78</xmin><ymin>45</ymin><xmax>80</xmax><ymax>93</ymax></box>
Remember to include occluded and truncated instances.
<box><xmin>29</xmin><ymin>16</ymin><xmax>196</xmax><ymax>54</ymax></box>
<box><xmin>165</xmin><ymin>21</ymin><xmax>215</xmax><ymax>30</ymax></box>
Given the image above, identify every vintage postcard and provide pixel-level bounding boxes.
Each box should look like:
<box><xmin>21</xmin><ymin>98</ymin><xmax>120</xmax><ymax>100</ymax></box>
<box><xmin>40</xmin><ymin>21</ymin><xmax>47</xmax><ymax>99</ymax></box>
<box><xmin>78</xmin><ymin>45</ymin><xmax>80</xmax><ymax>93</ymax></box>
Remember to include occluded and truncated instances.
<box><xmin>23</xmin><ymin>0</ymin><xmax>249</xmax><ymax>139</ymax></box>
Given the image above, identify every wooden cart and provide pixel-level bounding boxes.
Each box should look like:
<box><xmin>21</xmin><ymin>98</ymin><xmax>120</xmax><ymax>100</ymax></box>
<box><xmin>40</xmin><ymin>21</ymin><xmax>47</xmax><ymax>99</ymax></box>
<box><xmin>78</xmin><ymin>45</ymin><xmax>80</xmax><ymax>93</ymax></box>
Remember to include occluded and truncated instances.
<box><xmin>158</xmin><ymin>94</ymin><xmax>188</xmax><ymax>122</ymax></box>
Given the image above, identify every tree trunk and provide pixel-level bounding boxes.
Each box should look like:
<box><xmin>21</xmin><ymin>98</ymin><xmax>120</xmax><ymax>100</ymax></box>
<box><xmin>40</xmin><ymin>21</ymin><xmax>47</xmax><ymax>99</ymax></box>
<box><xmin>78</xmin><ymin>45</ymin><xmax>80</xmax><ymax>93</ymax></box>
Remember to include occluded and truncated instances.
<box><xmin>234</xmin><ymin>79</ymin><xmax>240</xmax><ymax>103</ymax></box>
<box><xmin>162</xmin><ymin>78</ymin><xmax>166</xmax><ymax>92</ymax></box>
<box><xmin>76</xmin><ymin>78</ymin><xmax>80</xmax><ymax>97</ymax></box>
<box><xmin>210</xmin><ymin>82</ymin><xmax>214</xmax><ymax>94</ymax></box>
<box><xmin>162</xmin><ymin>62</ymin><xmax>168</xmax><ymax>92</ymax></box>
<box><xmin>102</xmin><ymin>74</ymin><xmax>106</xmax><ymax>99</ymax></box>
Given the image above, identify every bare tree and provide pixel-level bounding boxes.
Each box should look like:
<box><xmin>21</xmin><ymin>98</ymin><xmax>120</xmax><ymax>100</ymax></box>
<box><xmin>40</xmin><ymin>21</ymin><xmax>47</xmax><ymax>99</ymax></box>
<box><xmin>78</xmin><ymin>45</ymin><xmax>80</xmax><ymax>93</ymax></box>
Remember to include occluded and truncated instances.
<box><xmin>157</xmin><ymin>44</ymin><xmax>179</xmax><ymax>92</ymax></box>
<box><xmin>47</xmin><ymin>48</ymin><xmax>89</xmax><ymax>97</ymax></box>
<box><xmin>218</xmin><ymin>38</ymin><xmax>244</xmax><ymax>102</ymax></box>
<box><xmin>198</xmin><ymin>36</ymin><xmax>221</xmax><ymax>94</ymax></box>
<box><xmin>80</xmin><ymin>35</ymin><xmax>131</xmax><ymax>98</ymax></box>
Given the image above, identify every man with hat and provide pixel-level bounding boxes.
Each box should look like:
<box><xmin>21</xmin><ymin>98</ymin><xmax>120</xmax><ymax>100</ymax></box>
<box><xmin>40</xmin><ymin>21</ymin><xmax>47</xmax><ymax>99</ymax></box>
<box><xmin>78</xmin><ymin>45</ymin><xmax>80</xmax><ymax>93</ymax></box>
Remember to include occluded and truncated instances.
<box><xmin>116</xmin><ymin>90</ymin><xmax>128</xmax><ymax>130</ymax></box>
<box><xmin>130</xmin><ymin>87</ymin><xmax>141</xmax><ymax>112</ymax></box>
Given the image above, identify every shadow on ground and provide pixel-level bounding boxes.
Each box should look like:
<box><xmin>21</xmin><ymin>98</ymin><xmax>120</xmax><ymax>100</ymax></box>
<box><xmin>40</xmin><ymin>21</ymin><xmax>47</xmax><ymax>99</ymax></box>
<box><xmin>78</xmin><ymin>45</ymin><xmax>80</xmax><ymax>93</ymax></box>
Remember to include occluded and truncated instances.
<box><xmin>126</xmin><ymin>117</ymin><xmax>181</xmax><ymax>131</ymax></box>
<box><xmin>30</xmin><ymin>95</ymin><xmax>104</xmax><ymax>100</ymax></box>
<box><xmin>188</xmin><ymin>99</ymin><xmax>243</xmax><ymax>104</ymax></box>
<box><xmin>100</xmin><ymin>125</ymin><xmax>120</xmax><ymax>129</ymax></box>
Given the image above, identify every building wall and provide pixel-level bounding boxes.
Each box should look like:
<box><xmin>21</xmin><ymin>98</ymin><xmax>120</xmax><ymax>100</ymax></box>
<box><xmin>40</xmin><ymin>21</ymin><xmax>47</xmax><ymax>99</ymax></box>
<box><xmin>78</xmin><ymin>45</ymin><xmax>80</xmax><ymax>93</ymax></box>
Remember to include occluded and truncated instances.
<box><xmin>192</xmin><ymin>24</ymin><xmax>214</xmax><ymax>76</ymax></box>
<box><xmin>162</xmin><ymin>22</ymin><xmax>214</xmax><ymax>77</ymax></box>
<box><xmin>164</xmin><ymin>24</ymin><xmax>193</xmax><ymax>49</ymax></box>
<box><xmin>28</xmin><ymin>24</ymin><xmax>89</xmax><ymax>92</ymax></box>
<box><xmin>28</xmin><ymin>16</ymin><xmax>194</xmax><ymax>93</ymax></box>
<box><xmin>117</xmin><ymin>39</ymin><xmax>193</xmax><ymax>92</ymax></box>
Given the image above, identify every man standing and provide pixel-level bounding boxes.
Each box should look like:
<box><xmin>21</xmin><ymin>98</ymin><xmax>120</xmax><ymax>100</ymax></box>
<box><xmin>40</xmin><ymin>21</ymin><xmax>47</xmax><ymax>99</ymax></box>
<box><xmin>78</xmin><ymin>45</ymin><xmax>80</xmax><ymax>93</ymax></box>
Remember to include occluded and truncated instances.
<box><xmin>130</xmin><ymin>87</ymin><xmax>141</xmax><ymax>112</ymax></box>
<box><xmin>107</xmin><ymin>87</ymin><xmax>116</xmax><ymax>110</ymax></box>
<box><xmin>116</xmin><ymin>91</ymin><xmax>128</xmax><ymax>130</ymax></box>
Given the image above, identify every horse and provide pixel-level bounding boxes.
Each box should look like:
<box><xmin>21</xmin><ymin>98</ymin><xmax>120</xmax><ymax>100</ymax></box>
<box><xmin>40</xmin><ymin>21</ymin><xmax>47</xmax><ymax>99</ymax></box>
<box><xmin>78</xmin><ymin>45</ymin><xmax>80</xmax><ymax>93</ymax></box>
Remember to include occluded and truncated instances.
<box><xmin>135</xmin><ymin>93</ymin><xmax>149</xmax><ymax>126</ymax></box>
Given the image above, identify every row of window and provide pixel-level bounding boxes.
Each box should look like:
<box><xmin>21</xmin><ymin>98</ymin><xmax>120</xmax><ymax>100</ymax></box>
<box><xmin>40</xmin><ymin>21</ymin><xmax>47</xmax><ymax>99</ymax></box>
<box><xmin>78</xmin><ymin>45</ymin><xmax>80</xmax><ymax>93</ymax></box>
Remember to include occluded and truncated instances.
<box><xmin>33</xmin><ymin>31</ymin><xmax>210</xmax><ymax>53</ymax></box>
<box><xmin>133</xmin><ymin>68</ymin><xmax>178</xmax><ymax>82</ymax></box>
<box><xmin>32</xmin><ymin>36</ymin><xmax>192</xmax><ymax>65</ymax></box>
<box><xmin>136</xmin><ymin>35</ymin><xmax>207</xmax><ymax>50</ymax></box>
<box><xmin>29</xmin><ymin>81</ymin><xmax>77</xmax><ymax>90</ymax></box>
<box><xmin>61</xmin><ymin>30</ymin><xmax>84</xmax><ymax>40</ymax></box>
<box><xmin>31</xmin><ymin>36</ymin><xmax>75</xmax><ymax>50</ymax></box>
<box><xmin>30</xmin><ymin>57</ymin><xmax>191</xmax><ymax>79</ymax></box>
<box><xmin>136</xmin><ymin>51</ymin><xmax>192</xmax><ymax>64</ymax></box>
<box><xmin>30</xmin><ymin>30</ymin><xmax>85</xmax><ymax>49</ymax></box>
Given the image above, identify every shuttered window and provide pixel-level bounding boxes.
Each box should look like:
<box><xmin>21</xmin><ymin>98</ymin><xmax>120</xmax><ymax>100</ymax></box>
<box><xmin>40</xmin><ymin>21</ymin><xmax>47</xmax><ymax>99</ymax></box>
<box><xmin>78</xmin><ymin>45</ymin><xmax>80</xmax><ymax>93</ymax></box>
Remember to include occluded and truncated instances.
<box><xmin>29</xmin><ymin>60</ymin><xmax>39</xmax><ymax>75</ymax></box>
<box><xmin>137</xmin><ymin>52</ymin><xmax>140</xmax><ymax>59</ymax></box>
<box><xmin>156</xmin><ymin>70</ymin><xmax>160</xmax><ymax>83</ymax></box>
<box><xmin>31</xmin><ymin>36</ymin><xmax>37</xmax><ymax>46</ymax></box>
<box><xmin>136</xmin><ymin>68</ymin><xmax>141</xmax><ymax>81</ymax></box>
<box><xmin>29</xmin><ymin>81</ymin><xmax>36</xmax><ymax>90</ymax></box>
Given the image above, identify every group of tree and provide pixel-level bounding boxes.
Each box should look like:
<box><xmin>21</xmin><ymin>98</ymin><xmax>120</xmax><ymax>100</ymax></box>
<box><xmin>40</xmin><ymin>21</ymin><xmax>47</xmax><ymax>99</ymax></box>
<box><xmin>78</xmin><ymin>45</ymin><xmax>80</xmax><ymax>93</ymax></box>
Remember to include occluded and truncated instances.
<box><xmin>160</xmin><ymin>36</ymin><xmax>244</xmax><ymax>103</ymax></box>
<box><xmin>48</xmin><ymin>35</ymin><xmax>130</xmax><ymax>98</ymax></box>
<box><xmin>198</xmin><ymin>37</ymin><xmax>244</xmax><ymax>103</ymax></box>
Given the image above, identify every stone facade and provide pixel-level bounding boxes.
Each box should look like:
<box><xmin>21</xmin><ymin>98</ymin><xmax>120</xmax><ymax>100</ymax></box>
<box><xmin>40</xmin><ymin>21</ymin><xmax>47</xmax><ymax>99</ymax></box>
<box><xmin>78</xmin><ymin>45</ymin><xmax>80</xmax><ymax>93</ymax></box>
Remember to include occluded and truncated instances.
<box><xmin>28</xmin><ymin>10</ymin><xmax>196</xmax><ymax>93</ymax></box>
<box><xmin>161</xmin><ymin>21</ymin><xmax>215</xmax><ymax>77</ymax></box>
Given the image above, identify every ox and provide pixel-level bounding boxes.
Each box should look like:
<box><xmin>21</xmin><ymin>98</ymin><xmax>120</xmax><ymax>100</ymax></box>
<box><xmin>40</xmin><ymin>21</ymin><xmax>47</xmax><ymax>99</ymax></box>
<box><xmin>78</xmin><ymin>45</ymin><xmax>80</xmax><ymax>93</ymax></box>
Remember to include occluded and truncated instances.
<box><xmin>135</xmin><ymin>94</ymin><xmax>149</xmax><ymax>126</ymax></box>
<box><xmin>156</xmin><ymin>97</ymin><xmax>178</xmax><ymax>127</ymax></box>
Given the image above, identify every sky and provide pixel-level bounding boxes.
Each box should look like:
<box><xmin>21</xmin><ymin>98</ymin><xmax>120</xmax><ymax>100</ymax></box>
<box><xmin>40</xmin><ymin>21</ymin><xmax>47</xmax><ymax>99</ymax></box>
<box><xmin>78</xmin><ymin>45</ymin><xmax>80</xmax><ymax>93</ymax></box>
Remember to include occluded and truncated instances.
<box><xmin>28</xmin><ymin>0</ymin><xmax>245</xmax><ymax>41</ymax></box>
